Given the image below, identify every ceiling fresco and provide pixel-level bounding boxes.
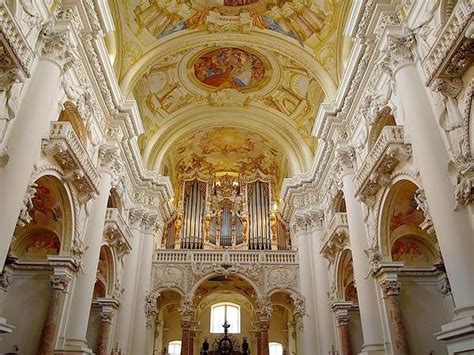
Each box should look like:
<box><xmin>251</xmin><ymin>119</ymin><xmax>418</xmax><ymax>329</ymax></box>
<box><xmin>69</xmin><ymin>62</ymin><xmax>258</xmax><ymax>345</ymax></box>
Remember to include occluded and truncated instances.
<box><xmin>165</xmin><ymin>126</ymin><xmax>286</xmax><ymax>193</ymax></box>
<box><xmin>108</xmin><ymin>0</ymin><xmax>351</xmax><ymax>200</ymax></box>
<box><xmin>193</xmin><ymin>47</ymin><xmax>267</xmax><ymax>91</ymax></box>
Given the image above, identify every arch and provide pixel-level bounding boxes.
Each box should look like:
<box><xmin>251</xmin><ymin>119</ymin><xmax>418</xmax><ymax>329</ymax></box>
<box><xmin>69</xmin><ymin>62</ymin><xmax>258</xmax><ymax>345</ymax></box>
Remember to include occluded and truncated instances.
<box><xmin>143</xmin><ymin>107</ymin><xmax>313</xmax><ymax>176</ymax></box>
<box><xmin>120</xmin><ymin>31</ymin><xmax>337</xmax><ymax>100</ymax></box>
<box><xmin>367</xmin><ymin>106</ymin><xmax>396</xmax><ymax>151</ymax></box>
<box><xmin>12</xmin><ymin>174</ymin><xmax>74</xmax><ymax>257</ymax></box>
<box><xmin>95</xmin><ymin>245</ymin><xmax>116</xmax><ymax>298</ymax></box>
<box><xmin>190</xmin><ymin>272</ymin><xmax>262</xmax><ymax>298</ymax></box>
<box><xmin>59</xmin><ymin>102</ymin><xmax>89</xmax><ymax>148</ymax></box>
<box><xmin>378</xmin><ymin>179</ymin><xmax>439</xmax><ymax>264</ymax></box>
<box><xmin>335</xmin><ymin>248</ymin><xmax>357</xmax><ymax>302</ymax></box>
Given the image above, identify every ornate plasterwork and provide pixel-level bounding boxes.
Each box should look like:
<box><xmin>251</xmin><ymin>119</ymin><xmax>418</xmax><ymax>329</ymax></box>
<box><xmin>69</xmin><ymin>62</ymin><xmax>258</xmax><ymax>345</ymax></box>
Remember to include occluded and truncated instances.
<box><xmin>103</xmin><ymin>208</ymin><xmax>133</xmax><ymax>260</ymax></box>
<box><xmin>423</xmin><ymin>0</ymin><xmax>473</xmax><ymax>85</ymax></box>
<box><xmin>152</xmin><ymin>250</ymin><xmax>300</xmax><ymax>304</ymax></box>
<box><xmin>0</xmin><ymin>4</ymin><xmax>34</xmax><ymax>78</ymax></box>
<box><xmin>353</xmin><ymin>126</ymin><xmax>412</xmax><ymax>205</ymax></box>
<box><xmin>42</xmin><ymin>121</ymin><xmax>100</xmax><ymax>202</ymax></box>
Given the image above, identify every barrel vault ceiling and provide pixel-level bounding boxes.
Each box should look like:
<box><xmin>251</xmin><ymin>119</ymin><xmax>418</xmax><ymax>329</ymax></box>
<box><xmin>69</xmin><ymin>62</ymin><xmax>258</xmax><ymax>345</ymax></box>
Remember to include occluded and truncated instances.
<box><xmin>107</xmin><ymin>0</ymin><xmax>352</xmax><ymax>197</ymax></box>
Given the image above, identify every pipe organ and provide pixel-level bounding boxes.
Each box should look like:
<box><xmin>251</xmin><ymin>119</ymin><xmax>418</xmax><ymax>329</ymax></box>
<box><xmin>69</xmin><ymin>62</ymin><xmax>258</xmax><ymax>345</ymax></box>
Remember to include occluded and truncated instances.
<box><xmin>162</xmin><ymin>172</ymin><xmax>290</xmax><ymax>250</ymax></box>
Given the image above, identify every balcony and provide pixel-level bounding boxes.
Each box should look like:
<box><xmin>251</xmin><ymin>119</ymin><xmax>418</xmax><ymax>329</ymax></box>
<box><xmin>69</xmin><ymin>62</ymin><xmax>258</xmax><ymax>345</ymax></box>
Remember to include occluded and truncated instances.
<box><xmin>354</xmin><ymin>126</ymin><xmax>411</xmax><ymax>204</ymax></box>
<box><xmin>103</xmin><ymin>208</ymin><xmax>132</xmax><ymax>259</ymax></box>
<box><xmin>154</xmin><ymin>249</ymin><xmax>298</xmax><ymax>265</ymax></box>
<box><xmin>321</xmin><ymin>213</ymin><xmax>349</xmax><ymax>262</ymax></box>
<box><xmin>423</xmin><ymin>0</ymin><xmax>473</xmax><ymax>85</ymax></box>
<box><xmin>42</xmin><ymin>121</ymin><xmax>100</xmax><ymax>200</ymax></box>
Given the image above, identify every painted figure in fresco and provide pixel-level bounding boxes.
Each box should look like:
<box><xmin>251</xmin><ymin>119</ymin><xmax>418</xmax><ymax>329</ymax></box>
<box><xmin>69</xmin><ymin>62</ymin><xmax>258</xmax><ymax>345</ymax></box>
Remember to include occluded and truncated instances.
<box><xmin>194</xmin><ymin>48</ymin><xmax>265</xmax><ymax>91</ymax></box>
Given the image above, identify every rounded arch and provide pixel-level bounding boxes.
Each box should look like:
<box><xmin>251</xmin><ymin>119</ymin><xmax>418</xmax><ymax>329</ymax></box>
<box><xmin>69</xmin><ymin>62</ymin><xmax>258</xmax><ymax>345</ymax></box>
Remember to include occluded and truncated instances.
<box><xmin>95</xmin><ymin>244</ymin><xmax>117</xmax><ymax>298</ymax></box>
<box><xmin>335</xmin><ymin>248</ymin><xmax>357</xmax><ymax>302</ymax></box>
<box><xmin>12</xmin><ymin>174</ymin><xmax>74</xmax><ymax>257</ymax></box>
<box><xmin>143</xmin><ymin>107</ymin><xmax>313</xmax><ymax>176</ymax></box>
<box><xmin>59</xmin><ymin>101</ymin><xmax>90</xmax><ymax>148</ymax></box>
<box><xmin>378</xmin><ymin>178</ymin><xmax>439</xmax><ymax>265</ymax></box>
<box><xmin>120</xmin><ymin>31</ymin><xmax>337</xmax><ymax>100</ymax></box>
<box><xmin>190</xmin><ymin>272</ymin><xmax>261</xmax><ymax>299</ymax></box>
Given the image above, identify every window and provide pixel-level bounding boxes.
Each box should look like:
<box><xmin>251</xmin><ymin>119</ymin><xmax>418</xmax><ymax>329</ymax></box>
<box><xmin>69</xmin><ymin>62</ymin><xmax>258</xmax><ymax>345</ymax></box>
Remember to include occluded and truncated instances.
<box><xmin>210</xmin><ymin>303</ymin><xmax>241</xmax><ymax>333</ymax></box>
<box><xmin>269</xmin><ymin>342</ymin><xmax>284</xmax><ymax>355</ymax></box>
<box><xmin>168</xmin><ymin>340</ymin><xmax>181</xmax><ymax>355</ymax></box>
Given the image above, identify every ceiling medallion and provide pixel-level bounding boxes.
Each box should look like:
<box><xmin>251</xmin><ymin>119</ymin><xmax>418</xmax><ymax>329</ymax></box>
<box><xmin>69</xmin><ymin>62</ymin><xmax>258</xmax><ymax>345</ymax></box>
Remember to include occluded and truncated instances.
<box><xmin>191</xmin><ymin>47</ymin><xmax>269</xmax><ymax>92</ymax></box>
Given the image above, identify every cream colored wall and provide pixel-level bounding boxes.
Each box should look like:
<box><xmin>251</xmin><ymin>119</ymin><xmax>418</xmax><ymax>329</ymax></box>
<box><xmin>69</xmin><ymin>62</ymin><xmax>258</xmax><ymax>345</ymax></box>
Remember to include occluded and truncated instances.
<box><xmin>269</xmin><ymin>309</ymin><xmax>289</xmax><ymax>352</ymax></box>
<box><xmin>399</xmin><ymin>278</ymin><xmax>451</xmax><ymax>355</ymax></box>
<box><xmin>1</xmin><ymin>271</ymin><xmax>52</xmax><ymax>354</ymax></box>
<box><xmin>161</xmin><ymin>306</ymin><xmax>183</xmax><ymax>354</ymax></box>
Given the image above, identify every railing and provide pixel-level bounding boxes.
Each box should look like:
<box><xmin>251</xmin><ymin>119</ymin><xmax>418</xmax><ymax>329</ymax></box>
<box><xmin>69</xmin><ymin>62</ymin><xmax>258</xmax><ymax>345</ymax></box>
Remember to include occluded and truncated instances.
<box><xmin>154</xmin><ymin>249</ymin><xmax>298</xmax><ymax>265</ymax></box>
<box><xmin>354</xmin><ymin>126</ymin><xmax>410</xmax><ymax>202</ymax></box>
<box><xmin>104</xmin><ymin>208</ymin><xmax>133</xmax><ymax>255</ymax></box>
<box><xmin>322</xmin><ymin>212</ymin><xmax>348</xmax><ymax>246</ymax></box>
<box><xmin>43</xmin><ymin>121</ymin><xmax>100</xmax><ymax>197</ymax></box>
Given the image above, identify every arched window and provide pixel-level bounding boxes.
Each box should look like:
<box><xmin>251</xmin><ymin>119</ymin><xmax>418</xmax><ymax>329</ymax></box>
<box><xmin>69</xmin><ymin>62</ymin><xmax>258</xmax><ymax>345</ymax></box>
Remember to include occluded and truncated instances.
<box><xmin>269</xmin><ymin>342</ymin><xmax>284</xmax><ymax>355</ymax></box>
<box><xmin>168</xmin><ymin>340</ymin><xmax>182</xmax><ymax>355</ymax></box>
<box><xmin>210</xmin><ymin>303</ymin><xmax>241</xmax><ymax>333</ymax></box>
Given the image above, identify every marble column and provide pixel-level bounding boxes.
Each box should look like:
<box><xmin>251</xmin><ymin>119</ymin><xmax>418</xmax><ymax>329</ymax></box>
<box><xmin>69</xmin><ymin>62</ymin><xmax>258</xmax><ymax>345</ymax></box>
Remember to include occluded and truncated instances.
<box><xmin>308</xmin><ymin>215</ymin><xmax>337</xmax><ymax>353</ymax></box>
<box><xmin>96</xmin><ymin>299</ymin><xmax>118</xmax><ymax>355</ymax></box>
<box><xmin>38</xmin><ymin>256</ymin><xmax>76</xmax><ymax>354</ymax></box>
<box><xmin>336</xmin><ymin>148</ymin><xmax>385</xmax><ymax>354</ymax></box>
<box><xmin>0</xmin><ymin>21</ymin><xmax>76</xmax><ymax>270</ymax></box>
<box><xmin>383</xmin><ymin>33</ymin><xmax>474</xmax><ymax>347</ymax></box>
<box><xmin>380</xmin><ymin>280</ymin><xmax>409</xmax><ymax>355</ymax></box>
<box><xmin>256</xmin><ymin>320</ymin><xmax>270</xmax><ymax>355</ymax></box>
<box><xmin>62</xmin><ymin>145</ymin><xmax>121</xmax><ymax>353</ymax></box>
<box><xmin>332</xmin><ymin>302</ymin><xmax>353</xmax><ymax>355</ymax></box>
<box><xmin>291</xmin><ymin>218</ymin><xmax>320</xmax><ymax>354</ymax></box>
<box><xmin>130</xmin><ymin>214</ymin><xmax>161</xmax><ymax>354</ymax></box>
<box><xmin>113</xmin><ymin>209</ymin><xmax>145</xmax><ymax>353</ymax></box>
<box><xmin>181</xmin><ymin>319</ymin><xmax>194</xmax><ymax>355</ymax></box>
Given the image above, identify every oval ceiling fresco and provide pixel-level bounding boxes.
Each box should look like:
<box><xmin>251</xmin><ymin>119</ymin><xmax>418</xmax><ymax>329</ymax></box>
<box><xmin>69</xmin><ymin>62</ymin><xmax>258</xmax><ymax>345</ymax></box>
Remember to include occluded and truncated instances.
<box><xmin>192</xmin><ymin>47</ymin><xmax>267</xmax><ymax>91</ymax></box>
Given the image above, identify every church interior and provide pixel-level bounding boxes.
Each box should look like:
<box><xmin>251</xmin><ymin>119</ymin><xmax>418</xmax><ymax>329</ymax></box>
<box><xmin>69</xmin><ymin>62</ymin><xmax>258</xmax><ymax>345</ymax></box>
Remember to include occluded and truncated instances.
<box><xmin>0</xmin><ymin>0</ymin><xmax>473</xmax><ymax>354</ymax></box>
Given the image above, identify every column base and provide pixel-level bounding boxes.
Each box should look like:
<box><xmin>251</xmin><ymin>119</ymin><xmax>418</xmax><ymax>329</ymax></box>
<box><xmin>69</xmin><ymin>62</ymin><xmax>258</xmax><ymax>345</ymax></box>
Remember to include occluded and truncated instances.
<box><xmin>435</xmin><ymin>315</ymin><xmax>474</xmax><ymax>354</ymax></box>
<box><xmin>56</xmin><ymin>339</ymin><xmax>93</xmax><ymax>354</ymax></box>
<box><xmin>358</xmin><ymin>343</ymin><xmax>386</xmax><ymax>355</ymax></box>
<box><xmin>0</xmin><ymin>317</ymin><xmax>14</xmax><ymax>334</ymax></box>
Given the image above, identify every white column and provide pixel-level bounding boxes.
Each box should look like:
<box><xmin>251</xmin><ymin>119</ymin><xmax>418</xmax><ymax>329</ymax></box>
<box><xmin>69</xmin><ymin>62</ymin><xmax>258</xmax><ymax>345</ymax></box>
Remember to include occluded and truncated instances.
<box><xmin>0</xmin><ymin>22</ymin><xmax>76</xmax><ymax>270</ymax></box>
<box><xmin>292</xmin><ymin>218</ymin><xmax>320</xmax><ymax>354</ymax></box>
<box><xmin>336</xmin><ymin>149</ymin><xmax>385</xmax><ymax>354</ymax></box>
<box><xmin>130</xmin><ymin>214</ymin><xmax>160</xmax><ymax>355</ymax></box>
<box><xmin>308</xmin><ymin>218</ymin><xmax>337</xmax><ymax>353</ymax></box>
<box><xmin>384</xmin><ymin>34</ymin><xmax>474</xmax><ymax>346</ymax></box>
<box><xmin>112</xmin><ymin>209</ymin><xmax>145</xmax><ymax>353</ymax></box>
<box><xmin>62</xmin><ymin>145</ymin><xmax>120</xmax><ymax>353</ymax></box>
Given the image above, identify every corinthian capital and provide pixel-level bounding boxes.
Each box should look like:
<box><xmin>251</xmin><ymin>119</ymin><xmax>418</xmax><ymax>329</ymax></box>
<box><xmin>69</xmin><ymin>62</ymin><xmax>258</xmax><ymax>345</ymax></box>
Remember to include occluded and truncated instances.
<box><xmin>50</xmin><ymin>274</ymin><xmax>72</xmax><ymax>292</ymax></box>
<box><xmin>380</xmin><ymin>279</ymin><xmax>401</xmax><ymax>297</ymax></box>
<box><xmin>36</xmin><ymin>21</ymin><xmax>78</xmax><ymax>72</ymax></box>
<box><xmin>98</xmin><ymin>144</ymin><xmax>123</xmax><ymax>177</ymax></box>
<box><xmin>334</xmin><ymin>145</ymin><xmax>356</xmax><ymax>175</ymax></box>
<box><xmin>381</xmin><ymin>33</ymin><xmax>416</xmax><ymax>74</ymax></box>
<box><xmin>129</xmin><ymin>208</ymin><xmax>146</xmax><ymax>229</ymax></box>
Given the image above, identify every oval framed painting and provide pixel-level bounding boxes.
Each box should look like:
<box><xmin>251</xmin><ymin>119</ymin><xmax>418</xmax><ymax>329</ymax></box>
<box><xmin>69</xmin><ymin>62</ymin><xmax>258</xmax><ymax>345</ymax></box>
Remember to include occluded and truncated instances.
<box><xmin>191</xmin><ymin>47</ymin><xmax>269</xmax><ymax>92</ymax></box>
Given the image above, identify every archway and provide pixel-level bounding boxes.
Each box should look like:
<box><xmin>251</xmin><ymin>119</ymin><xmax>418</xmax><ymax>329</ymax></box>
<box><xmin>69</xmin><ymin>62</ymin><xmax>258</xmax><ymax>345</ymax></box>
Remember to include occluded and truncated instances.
<box><xmin>1</xmin><ymin>175</ymin><xmax>73</xmax><ymax>354</ymax></box>
<box><xmin>379</xmin><ymin>179</ymin><xmax>452</xmax><ymax>354</ymax></box>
